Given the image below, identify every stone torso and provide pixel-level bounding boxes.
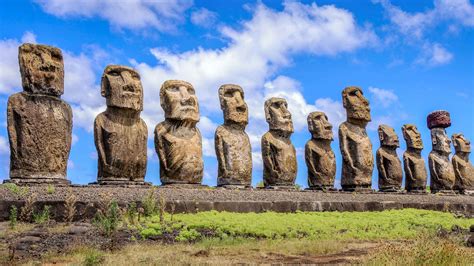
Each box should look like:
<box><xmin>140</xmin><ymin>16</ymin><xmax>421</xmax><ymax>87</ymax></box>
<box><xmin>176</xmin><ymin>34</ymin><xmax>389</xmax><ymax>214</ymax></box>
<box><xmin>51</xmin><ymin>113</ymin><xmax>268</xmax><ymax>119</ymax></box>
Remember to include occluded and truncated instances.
<box><xmin>339</xmin><ymin>121</ymin><xmax>373</xmax><ymax>186</ymax></box>
<box><xmin>403</xmin><ymin>150</ymin><xmax>427</xmax><ymax>190</ymax></box>
<box><xmin>452</xmin><ymin>155</ymin><xmax>474</xmax><ymax>191</ymax></box>
<box><xmin>376</xmin><ymin>147</ymin><xmax>403</xmax><ymax>189</ymax></box>
<box><xmin>7</xmin><ymin>92</ymin><xmax>72</xmax><ymax>179</ymax></box>
<box><xmin>429</xmin><ymin>151</ymin><xmax>455</xmax><ymax>191</ymax></box>
<box><xmin>305</xmin><ymin>140</ymin><xmax>336</xmax><ymax>188</ymax></box>
<box><xmin>262</xmin><ymin>131</ymin><xmax>297</xmax><ymax>186</ymax></box>
<box><xmin>94</xmin><ymin>112</ymin><xmax>147</xmax><ymax>181</ymax></box>
<box><xmin>215</xmin><ymin>125</ymin><xmax>252</xmax><ymax>186</ymax></box>
<box><xmin>155</xmin><ymin>121</ymin><xmax>203</xmax><ymax>184</ymax></box>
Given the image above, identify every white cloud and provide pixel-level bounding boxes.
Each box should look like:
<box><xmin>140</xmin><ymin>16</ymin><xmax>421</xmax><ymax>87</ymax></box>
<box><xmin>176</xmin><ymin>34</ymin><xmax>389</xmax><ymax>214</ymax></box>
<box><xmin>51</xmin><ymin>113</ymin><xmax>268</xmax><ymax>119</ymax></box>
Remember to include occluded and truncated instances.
<box><xmin>21</xmin><ymin>31</ymin><xmax>37</xmax><ymax>43</ymax></box>
<box><xmin>416</xmin><ymin>42</ymin><xmax>453</xmax><ymax>66</ymax></box>
<box><xmin>67</xmin><ymin>159</ymin><xmax>74</xmax><ymax>169</ymax></box>
<box><xmin>71</xmin><ymin>134</ymin><xmax>79</xmax><ymax>146</ymax></box>
<box><xmin>35</xmin><ymin>0</ymin><xmax>193</xmax><ymax>32</ymax></box>
<box><xmin>368</xmin><ymin>87</ymin><xmax>398</xmax><ymax>107</ymax></box>
<box><xmin>0</xmin><ymin>136</ymin><xmax>9</xmax><ymax>155</ymax></box>
<box><xmin>191</xmin><ymin>8</ymin><xmax>218</xmax><ymax>28</ymax></box>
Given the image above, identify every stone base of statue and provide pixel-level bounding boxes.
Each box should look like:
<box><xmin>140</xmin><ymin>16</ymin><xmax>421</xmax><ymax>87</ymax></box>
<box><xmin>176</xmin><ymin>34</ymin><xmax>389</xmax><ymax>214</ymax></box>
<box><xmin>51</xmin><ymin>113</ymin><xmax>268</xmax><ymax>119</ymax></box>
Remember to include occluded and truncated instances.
<box><xmin>4</xmin><ymin>177</ymin><xmax>70</xmax><ymax>186</ymax></box>
<box><xmin>406</xmin><ymin>188</ymin><xmax>428</xmax><ymax>194</ymax></box>
<box><xmin>462</xmin><ymin>190</ymin><xmax>474</xmax><ymax>196</ymax></box>
<box><xmin>262</xmin><ymin>185</ymin><xmax>298</xmax><ymax>191</ymax></box>
<box><xmin>218</xmin><ymin>184</ymin><xmax>253</xmax><ymax>190</ymax></box>
<box><xmin>90</xmin><ymin>178</ymin><xmax>151</xmax><ymax>187</ymax></box>
<box><xmin>341</xmin><ymin>184</ymin><xmax>373</xmax><ymax>192</ymax></box>
<box><xmin>431</xmin><ymin>189</ymin><xmax>456</xmax><ymax>195</ymax></box>
<box><xmin>160</xmin><ymin>183</ymin><xmax>208</xmax><ymax>189</ymax></box>
<box><xmin>379</xmin><ymin>186</ymin><xmax>403</xmax><ymax>193</ymax></box>
<box><xmin>306</xmin><ymin>186</ymin><xmax>337</xmax><ymax>192</ymax></box>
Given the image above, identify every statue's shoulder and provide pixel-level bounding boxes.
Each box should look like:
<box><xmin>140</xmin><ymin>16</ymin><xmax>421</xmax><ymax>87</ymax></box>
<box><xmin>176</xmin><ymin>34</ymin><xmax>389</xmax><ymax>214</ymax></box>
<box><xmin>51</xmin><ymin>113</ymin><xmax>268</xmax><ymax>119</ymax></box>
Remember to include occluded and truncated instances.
<box><xmin>155</xmin><ymin>121</ymin><xmax>169</xmax><ymax>136</ymax></box>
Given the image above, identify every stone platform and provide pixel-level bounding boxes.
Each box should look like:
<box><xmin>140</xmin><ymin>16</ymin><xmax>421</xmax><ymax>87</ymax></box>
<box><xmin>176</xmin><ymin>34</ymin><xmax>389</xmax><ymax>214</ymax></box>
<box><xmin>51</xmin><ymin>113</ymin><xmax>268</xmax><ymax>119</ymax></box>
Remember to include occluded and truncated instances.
<box><xmin>1</xmin><ymin>186</ymin><xmax>473</xmax><ymax>222</ymax></box>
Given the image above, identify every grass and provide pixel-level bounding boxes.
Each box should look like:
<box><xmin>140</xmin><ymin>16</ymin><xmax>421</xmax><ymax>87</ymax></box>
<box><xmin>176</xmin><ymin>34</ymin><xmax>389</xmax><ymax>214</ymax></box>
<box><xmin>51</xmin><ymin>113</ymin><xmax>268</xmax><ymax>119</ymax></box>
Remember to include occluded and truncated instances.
<box><xmin>141</xmin><ymin>209</ymin><xmax>474</xmax><ymax>241</ymax></box>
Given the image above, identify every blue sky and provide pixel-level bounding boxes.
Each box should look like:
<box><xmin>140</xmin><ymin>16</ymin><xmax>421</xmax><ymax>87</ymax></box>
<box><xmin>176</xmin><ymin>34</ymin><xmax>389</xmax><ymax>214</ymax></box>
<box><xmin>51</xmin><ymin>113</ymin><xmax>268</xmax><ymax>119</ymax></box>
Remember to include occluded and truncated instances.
<box><xmin>0</xmin><ymin>0</ymin><xmax>473</xmax><ymax>188</ymax></box>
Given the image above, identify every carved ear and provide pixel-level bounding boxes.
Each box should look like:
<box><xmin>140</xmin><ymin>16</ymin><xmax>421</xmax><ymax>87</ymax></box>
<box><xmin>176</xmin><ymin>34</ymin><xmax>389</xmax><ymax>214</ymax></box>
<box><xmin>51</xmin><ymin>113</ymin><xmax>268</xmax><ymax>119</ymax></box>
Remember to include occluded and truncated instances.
<box><xmin>378</xmin><ymin>127</ymin><xmax>384</xmax><ymax>141</ymax></box>
<box><xmin>100</xmin><ymin>75</ymin><xmax>107</xmax><ymax>97</ymax></box>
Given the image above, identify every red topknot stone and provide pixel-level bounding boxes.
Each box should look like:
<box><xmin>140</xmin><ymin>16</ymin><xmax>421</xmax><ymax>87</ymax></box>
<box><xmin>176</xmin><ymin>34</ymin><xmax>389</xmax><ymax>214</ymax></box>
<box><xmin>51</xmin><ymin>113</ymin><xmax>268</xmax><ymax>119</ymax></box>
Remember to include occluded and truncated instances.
<box><xmin>427</xmin><ymin>110</ymin><xmax>451</xmax><ymax>129</ymax></box>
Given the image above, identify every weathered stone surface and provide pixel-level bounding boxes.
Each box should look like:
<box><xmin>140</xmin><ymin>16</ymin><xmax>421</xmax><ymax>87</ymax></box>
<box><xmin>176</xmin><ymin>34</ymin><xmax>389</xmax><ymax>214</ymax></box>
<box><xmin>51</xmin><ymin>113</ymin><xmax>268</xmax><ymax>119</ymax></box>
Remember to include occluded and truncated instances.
<box><xmin>377</xmin><ymin>125</ymin><xmax>403</xmax><ymax>192</ymax></box>
<box><xmin>451</xmin><ymin>133</ymin><xmax>474</xmax><ymax>194</ymax></box>
<box><xmin>305</xmin><ymin>111</ymin><xmax>336</xmax><ymax>190</ymax></box>
<box><xmin>215</xmin><ymin>84</ymin><xmax>252</xmax><ymax>187</ymax></box>
<box><xmin>427</xmin><ymin>110</ymin><xmax>451</xmax><ymax>129</ymax></box>
<box><xmin>262</xmin><ymin>97</ymin><xmax>297</xmax><ymax>187</ymax></box>
<box><xmin>429</xmin><ymin>127</ymin><xmax>455</xmax><ymax>193</ymax></box>
<box><xmin>94</xmin><ymin>65</ymin><xmax>148</xmax><ymax>185</ymax></box>
<box><xmin>7</xmin><ymin>43</ymin><xmax>72</xmax><ymax>184</ymax></box>
<box><xmin>339</xmin><ymin>86</ymin><xmax>373</xmax><ymax>191</ymax></box>
<box><xmin>155</xmin><ymin>80</ymin><xmax>203</xmax><ymax>185</ymax></box>
<box><xmin>402</xmin><ymin>124</ymin><xmax>427</xmax><ymax>192</ymax></box>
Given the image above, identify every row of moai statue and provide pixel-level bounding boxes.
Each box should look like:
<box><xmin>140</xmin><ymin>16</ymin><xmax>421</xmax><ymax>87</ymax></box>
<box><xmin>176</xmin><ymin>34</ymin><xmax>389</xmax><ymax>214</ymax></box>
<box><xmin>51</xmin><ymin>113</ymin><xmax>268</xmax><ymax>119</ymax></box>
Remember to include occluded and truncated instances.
<box><xmin>4</xmin><ymin>43</ymin><xmax>474</xmax><ymax>194</ymax></box>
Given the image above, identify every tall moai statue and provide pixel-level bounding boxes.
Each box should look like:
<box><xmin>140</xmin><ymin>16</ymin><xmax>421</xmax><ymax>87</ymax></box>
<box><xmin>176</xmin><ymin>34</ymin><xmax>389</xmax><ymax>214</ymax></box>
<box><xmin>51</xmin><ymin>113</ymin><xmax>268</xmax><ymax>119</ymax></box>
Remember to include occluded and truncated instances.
<box><xmin>154</xmin><ymin>80</ymin><xmax>203</xmax><ymax>185</ymax></box>
<box><xmin>305</xmin><ymin>112</ymin><xmax>336</xmax><ymax>190</ymax></box>
<box><xmin>451</xmin><ymin>134</ymin><xmax>474</xmax><ymax>194</ymax></box>
<box><xmin>6</xmin><ymin>43</ymin><xmax>72</xmax><ymax>185</ymax></box>
<box><xmin>427</xmin><ymin>111</ymin><xmax>455</xmax><ymax>193</ymax></box>
<box><xmin>94</xmin><ymin>65</ymin><xmax>148</xmax><ymax>185</ymax></box>
<box><xmin>376</xmin><ymin>125</ymin><xmax>403</xmax><ymax>192</ymax></box>
<box><xmin>402</xmin><ymin>124</ymin><xmax>427</xmax><ymax>193</ymax></box>
<box><xmin>215</xmin><ymin>84</ymin><xmax>252</xmax><ymax>188</ymax></box>
<box><xmin>339</xmin><ymin>86</ymin><xmax>373</xmax><ymax>191</ymax></box>
<box><xmin>261</xmin><ymin>97</ymin><xmax>297</xmax><ymax>188</ymax></box>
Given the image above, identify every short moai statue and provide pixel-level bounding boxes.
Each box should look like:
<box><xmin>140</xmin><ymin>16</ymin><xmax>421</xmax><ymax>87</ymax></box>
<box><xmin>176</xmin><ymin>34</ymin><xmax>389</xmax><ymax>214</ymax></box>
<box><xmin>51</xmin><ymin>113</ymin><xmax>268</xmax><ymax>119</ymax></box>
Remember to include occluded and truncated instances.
<box><xmin>339</xmin><ymin>86</ymin><xmax>373</xmax><ymax>191</ymax></box>
<box><xmin>376</xmin><ymin>125</ymin><xmax>403</xmax><ymax>192</ymax></box>
<box><xmin>215</xmin><ymin>84</ymin><xmax>252</xmax><ymax>188</ymax></box>
<box><xmin>94</xmin><ymin>65</ymin><xmax>148</xmax><ymax>185</ymax></box>
<box><xmin>6</xmin><ymin>43</ymin><xmax>72</xmax><ymax>185</ymax></box>
<box><xmin>261</xmin><ymin>97</ymin><xmax>297</xmax><ymax>188</ymax></box>
<box><xmin>402</xmin><ymin>124</ymin><xmax>427</xmax><ymax>193</ymax></box>
<box><xmin>305</xmin><ymin>112</ymin><xmax>336</xmax><ymax>190</ymax></box>
<box><xmin>451</xmin><ymin>134</ymin><xmax>474</xmax><ymax>194</ymax></box>
<box><xmin>427</xmin><ymin>111</ymin><xmax>455</xmax><ymax>193</ymax></box>
<box><xmin>154</xmin><ymin>80</ymin><xmax>203</xmax><ymax>185</ymax></box>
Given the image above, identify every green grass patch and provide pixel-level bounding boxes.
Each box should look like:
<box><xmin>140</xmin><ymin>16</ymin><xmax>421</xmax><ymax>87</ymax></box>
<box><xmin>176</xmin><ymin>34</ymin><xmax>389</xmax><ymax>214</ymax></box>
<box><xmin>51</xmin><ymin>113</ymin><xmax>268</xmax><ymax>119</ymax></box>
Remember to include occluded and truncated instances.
<box><xmin>142</xmin><ymin>209</ymin><xmax>473</xmax><ymax>241</ymax></box>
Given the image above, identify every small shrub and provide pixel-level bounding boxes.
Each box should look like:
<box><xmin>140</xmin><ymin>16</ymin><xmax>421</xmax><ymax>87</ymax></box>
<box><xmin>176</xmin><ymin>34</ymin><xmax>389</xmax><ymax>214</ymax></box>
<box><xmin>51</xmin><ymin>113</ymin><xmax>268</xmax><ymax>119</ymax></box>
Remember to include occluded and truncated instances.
<box><xmin>256</xmin><ymin>181</ymin><xmax>264</xmax><ymax>188</ymax></box>
<box><xmin>9</xmin><ymin>205</ymin><xmax>18</xmax><ymax>228</ymax></box>
<box><xmin>3</xmin><ymin>183</ymin><xmax>29</xmax><ymax>197</ymax></box>
<box><xmin>140</xmin><ymin>227</ymin><xmax>162</xmax><ymax>239</ymax></box>
<box><xmin>175</xmin><ymin>228</ymin><xmax>201</xmax><ymax>242</ymax></box>
<box><xmin>142</xmin><ymin>188</ymin><xmax>157</xmax><ymax>216</ymax></box>
<box><xmin>64</xmin><ymin>188</ymin><xmax>77</xmax><ymax>224</ymax></box>
<box><xmin>33</xmin><ymin>205</ymin><xmax>51</xmax><ymax>225</ymax></box>
<box><xmin>46</xmin><ymin>184</ymin><xmax>55</xmax><ymax>194</ymax></box>
<box><xmin>82</xmin><ymin>249</ymin><xmax>105</xmax><ymax>266</ymax></box>
<box><xmin>125</xmin><ymin>202</ymin><xmax>138</xmax><ymax>226</ymax></box>
<box><xmin>20</xmin><ymin>193</ymin><xmax>37</xmax><ymax>222</ymax></box>
<box><xmin>93</xmin><ymin>200</ymin><xmax>121</xmax><ymax>237</ymax></box>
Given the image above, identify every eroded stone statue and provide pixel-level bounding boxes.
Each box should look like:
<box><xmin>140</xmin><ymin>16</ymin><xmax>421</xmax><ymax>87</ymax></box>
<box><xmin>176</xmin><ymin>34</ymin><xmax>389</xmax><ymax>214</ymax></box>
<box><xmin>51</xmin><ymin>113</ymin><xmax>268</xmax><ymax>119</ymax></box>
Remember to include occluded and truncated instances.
<box><xmin>94</xmin><ymin>65</ymin><xmax>148</xmax><ymax>185</ymax></box>
<box><xmin>262</xmin><ymin>97</ymin><xmax>297</xmax><ymax>188</ymax></box>
<box><xmin>215</xmin><ymin>84</ymin><xmax>252</xmax><ymax>188</ymax></box>
<box><xmin>339</xmin><ymin>86</ymin><xmax>373</xmax><ymax>191</ymax></box>
<box><xmin>6</xmin><ymin>43</ymin><xmax>72</xmax><ymax>185</ymax></box>
<box><xmin>451</xmin><ymin>134</ymin><xmax>474</xmax><ymax>194</ymax></box>
<box><xmin>427</xmin><ymin>111</ymin><xmax>455</xmax><ymax>193</ymax></box>
<box><xmin>376</xmin><ymin>125</ymin><xmax>402</xmax><ymax>192</ymax></box>
<box><xmin>402</xmin><ymin>124</ymin><xmax>427</xmax><ymax>193</ymax></box>
<box><xmin>305</xmin><ymin>112</ymin><xmax>335</xmax><ymax>190</ymax></box>
<box><xmin>154</xmin><ymin>80</ymin><xmax>203</xmax><ymax>185</ymax></box>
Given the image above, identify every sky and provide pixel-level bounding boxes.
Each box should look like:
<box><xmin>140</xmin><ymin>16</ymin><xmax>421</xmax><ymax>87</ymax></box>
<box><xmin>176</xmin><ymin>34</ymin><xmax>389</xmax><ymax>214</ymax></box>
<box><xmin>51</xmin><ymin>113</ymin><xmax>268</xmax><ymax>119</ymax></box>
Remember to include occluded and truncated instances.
<box><xmin>0</xmin><ymin>0</ymin><xmax>473</xmax><ymax>188</ymax></box>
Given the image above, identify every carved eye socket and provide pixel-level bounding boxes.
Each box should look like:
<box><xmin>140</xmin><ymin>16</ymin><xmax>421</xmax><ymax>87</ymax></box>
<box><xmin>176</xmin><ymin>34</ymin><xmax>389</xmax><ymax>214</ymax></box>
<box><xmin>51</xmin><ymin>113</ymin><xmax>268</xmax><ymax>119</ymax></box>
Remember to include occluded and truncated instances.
<box><xmin>224</xmin><ymin>91</ymin><xmax>234</xmax><ymax>97</ymax></box>
<box><xmin>131</xmin><ymin>73</ymin><xmax>140</xmax><ymax>79</ymax></box>
<box><xmin>108</xmin><ymin>71</ymin><xmax>120</xmax><ymax>76</ymax></box>
<box><xmin>168</xmin><ymin>86</ymin><xmax>179</xmax><ymax>92</ymax></box>
<box><xmin>51</xmin><ymin>51</ymin><xmax>62</xmax><ymax>61</ymax></box>
<box><xmin>187</xmin><ymin>87</ymin><xmax>195</xmax><ymax>95</ymax></box>
<box><xmin>349</xmin><ymin>90</ymin><xmax>358</xmax><ymax>96</ymax></box>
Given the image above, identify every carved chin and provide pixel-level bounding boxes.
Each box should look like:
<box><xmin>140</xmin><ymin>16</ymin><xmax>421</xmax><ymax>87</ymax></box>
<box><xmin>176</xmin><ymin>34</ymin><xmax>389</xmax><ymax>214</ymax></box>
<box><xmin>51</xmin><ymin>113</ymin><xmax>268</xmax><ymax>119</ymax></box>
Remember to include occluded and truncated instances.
<box><xmin>225</xmin><ymin>113</ymin><xmax>248</xmax><ymax>125</ymax></box>
<box><xmin>348</xmin><ymin>109</ymin><xmax>371</xmax><ymax>121</ymax></box>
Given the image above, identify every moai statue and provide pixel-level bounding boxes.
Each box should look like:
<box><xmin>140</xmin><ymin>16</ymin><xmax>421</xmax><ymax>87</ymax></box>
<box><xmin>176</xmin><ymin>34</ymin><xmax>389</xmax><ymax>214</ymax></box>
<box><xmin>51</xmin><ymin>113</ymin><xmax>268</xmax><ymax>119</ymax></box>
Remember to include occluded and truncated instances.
<box><xmin>427</xmin><ymin>111</ymin><xmax>455</xmax><ymax>193</ymax></box>
<box><xmin>261</xmin><ymin>97</ymin><xmax>297</xmax><ymax>188</ymax></box>
<box><xmin>6</xmin><ymin>43</ymin><xmax>72</xmax><ymax>185</ymax></box>
<box><xmin>402</xmin><ymin>124</ymin><xmax>427</xmax><ymax>193</ymax></box>
<box><xmin>94</xmin><ymin>65</ymin><xmax>148</xmax><ymax>185</ymax></box>
<box><xmin>305</xmin><ymin>112</ymin><xmax>336</xmax><ymax>190</ymax></box>
<box><xmin>376</xmin><ymin>125</ymin><xmax>403</xmax><ymax>192</ymax></box>
<box><xmin>215</xmin><ymin>84</ymin><xmax>252</xmax><ymax>188</ymax></box>
<box><xmin>451</xmin><ymin>134</ymin><xmax>474</xmax><ymax>194</ymax></box>
<box><xmin>154</xmin><ymin>80</ymin><xmax>203</xmax><ymax>185</ymax></box>
<box><xmin>339</xmin><ymin>86</ymin><xmax>373</xmax><ymax>191</ymax></box>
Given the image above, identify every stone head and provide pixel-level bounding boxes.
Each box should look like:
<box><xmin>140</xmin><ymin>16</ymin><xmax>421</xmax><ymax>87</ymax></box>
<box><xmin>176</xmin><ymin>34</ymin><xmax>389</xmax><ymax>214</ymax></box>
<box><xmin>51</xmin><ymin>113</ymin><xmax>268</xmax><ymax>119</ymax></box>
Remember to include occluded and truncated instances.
<box><xmin>431</xmin><ymin>128</ymin><xmax>451</xmax><ymax>154</ymax></box>
<box><xmin>342</xmin><ymin>86</ymin><xmax>371</xmax><ymax>123</ymax></box>
<box><xmin>307</xmin><ymin>111</ymin><xmax>333</xmax><ymax>140</ymax></box>
<box><xmin>101</xmin><ymin>65</ymin><xmax>143</xmax><ymax>111</ymax></box>
<box><xmin>264</xmin><ymin>97</ymin><xmax>293</xmax><ymax>133</ymax></box>
<box><xmin>19</xmin><ymin>43</ymin><xmax>64</xmax><ymax>96</ymax></box>
<box><xmin>378</xmin><ymin>124</ymin><xmax>399</xmax><ymax>148</ymax></box>
<box><xmin>452</xmin><ymin>133</ymin><xmax>471</xmax><ymax>153</ymax></box>
<box><xmin>402</xmin><ymin>124</ymin><xmax>423</xmax><ymax>149</ymax></box>
<box><xmin>218</xmin><ymin>84</ymin><xmax>248</xmax><ymax>126</ymax></box>
<box><xmin>160</xmin><ymin>80</ymin><xmax>199</xmax><ymax>122</ymax></box>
